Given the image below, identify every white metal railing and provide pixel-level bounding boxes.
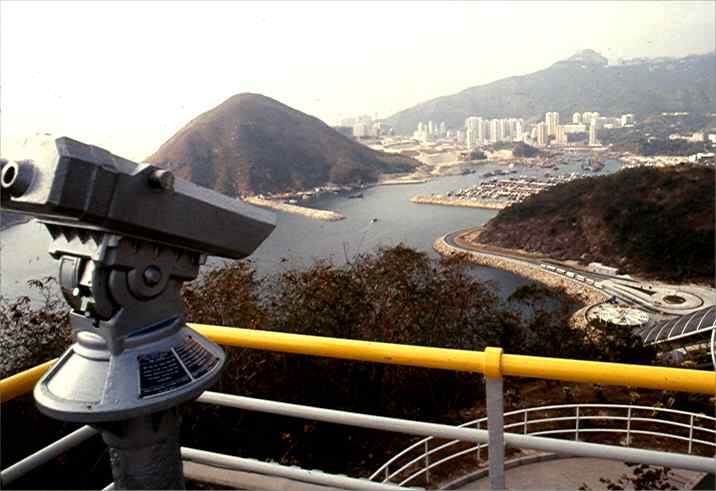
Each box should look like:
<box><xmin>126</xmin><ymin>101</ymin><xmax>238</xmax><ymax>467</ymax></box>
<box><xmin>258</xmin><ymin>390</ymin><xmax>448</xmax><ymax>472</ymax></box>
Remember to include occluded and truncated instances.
<box><xmin>2</xmin><ymin>397</ymin><xmax>715</xmax><ymax>490</ymax></box>
<box><xmin>370</xmin><ymin>403</ymin><xmax>716</xmax><ymax>487</ymax></box>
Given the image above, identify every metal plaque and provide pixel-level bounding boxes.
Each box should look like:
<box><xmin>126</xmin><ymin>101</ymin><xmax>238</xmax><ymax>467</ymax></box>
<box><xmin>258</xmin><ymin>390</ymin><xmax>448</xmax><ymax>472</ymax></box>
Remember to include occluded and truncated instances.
<box><xmin>138</xmin><ymin>350</ymin><xmax>191</xmax><ymax>398</ymax></box>
<box><xmin>175</xmin><ymin>336</ymin><xmax>220</xmax><ymax>379</ymax></box>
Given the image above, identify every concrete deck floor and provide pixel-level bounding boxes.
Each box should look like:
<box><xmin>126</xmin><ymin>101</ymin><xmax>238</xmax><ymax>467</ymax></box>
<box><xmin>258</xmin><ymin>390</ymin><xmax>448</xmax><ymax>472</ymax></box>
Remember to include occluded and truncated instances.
<box><xmin>456</xmin><ymin>457</ymin><xmax>702</xmax><ymax>490</ymax></box>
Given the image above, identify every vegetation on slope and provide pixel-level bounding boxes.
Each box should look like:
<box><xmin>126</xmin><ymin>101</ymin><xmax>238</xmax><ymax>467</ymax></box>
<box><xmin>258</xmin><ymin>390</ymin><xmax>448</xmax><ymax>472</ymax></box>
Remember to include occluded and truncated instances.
<box><xmin>147</xmin><ymin>93</ymin><xmax>420</xmax><ymax>196</ymax></box>
<box><xmin>1</xmin><ymin>246</ymin><xmax>668</xmax><ymax>489</ymax></box>
<box><xmin>479</xmin><ymin>165</ymin><xmax>715</xmax><ymax>283</ymax></box>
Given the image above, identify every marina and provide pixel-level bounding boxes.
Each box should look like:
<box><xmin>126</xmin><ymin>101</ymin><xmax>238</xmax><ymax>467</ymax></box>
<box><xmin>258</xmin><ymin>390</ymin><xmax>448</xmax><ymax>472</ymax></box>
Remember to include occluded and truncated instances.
<box><xmin>413</xmin><ymin>172</ymin><xmax>587</xmax><ymax>208</ymax></box>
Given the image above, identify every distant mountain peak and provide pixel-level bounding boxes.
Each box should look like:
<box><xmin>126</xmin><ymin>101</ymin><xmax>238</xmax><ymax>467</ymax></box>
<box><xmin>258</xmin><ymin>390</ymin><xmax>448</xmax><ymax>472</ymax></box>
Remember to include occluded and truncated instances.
<box><xmin>561</xmin><ymin>49</ymin><xmax>608</xmax><ymax>66</ymax></box>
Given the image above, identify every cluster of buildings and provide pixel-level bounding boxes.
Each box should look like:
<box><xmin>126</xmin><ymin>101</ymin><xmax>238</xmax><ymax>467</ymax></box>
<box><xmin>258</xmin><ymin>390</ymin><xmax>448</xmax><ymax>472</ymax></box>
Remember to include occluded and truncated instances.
<box><xmin>452</xmin><ymin>111</ymin><xmax>638</xmax><ymax>150</ymax></box>
<box><xmin>464</xmin><ymin>117</ymin><xmax>526</xmax><ymax>148</ymax></box>
<box><xmin>533</xmin><ymin>111</ymin><xmax>635</xmax><ymax>147</ymax></box>
<box><xmin>337</xmin><ymin>115</ymin><xmax>392</xmax><ymax>139</ymax></box>
<box><xmin>412</xmin><ymin>121</ymin><xmax>448</xmax><ymax>142</ymax></box>
<box><xmin>668</xmin><ymin>131</ymin><xmax>716</xmax><ymax>144</ymax></box>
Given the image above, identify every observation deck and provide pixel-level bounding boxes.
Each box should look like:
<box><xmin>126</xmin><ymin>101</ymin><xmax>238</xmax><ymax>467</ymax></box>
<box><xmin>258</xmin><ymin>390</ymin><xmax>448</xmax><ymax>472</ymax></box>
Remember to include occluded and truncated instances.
<box><xmin>2</xmin><ymin>324</ymin><xmax>715</xmax><ymax>490</ymax></box>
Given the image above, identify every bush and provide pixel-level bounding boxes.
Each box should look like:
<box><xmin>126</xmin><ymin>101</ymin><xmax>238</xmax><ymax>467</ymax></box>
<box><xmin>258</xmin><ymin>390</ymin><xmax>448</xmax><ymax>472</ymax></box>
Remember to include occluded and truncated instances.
<box><xmin>0</xmin><ymin>278</ymin><xmax>71</xmax><ymax>378</ymax></box>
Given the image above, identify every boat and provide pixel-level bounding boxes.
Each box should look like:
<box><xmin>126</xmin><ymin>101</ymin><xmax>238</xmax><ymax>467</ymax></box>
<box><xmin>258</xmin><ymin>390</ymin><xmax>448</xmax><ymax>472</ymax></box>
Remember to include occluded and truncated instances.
<box><xmin>348</xmin><ymin>193</ymin><xmax>364</xmax><ymax>199</ymax></box>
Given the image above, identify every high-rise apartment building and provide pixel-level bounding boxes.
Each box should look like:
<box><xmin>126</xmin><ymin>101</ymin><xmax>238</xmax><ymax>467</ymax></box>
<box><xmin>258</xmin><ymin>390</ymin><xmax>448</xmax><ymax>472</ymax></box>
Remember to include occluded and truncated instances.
<box><xmin>489</xmin><ymin>119</ymin><xmax>500</xmax><ymax>143</ymax></box>
<box><xmin>556</xmin><ymin>125</ymin><xmax>568</xmax><ymax>145</ymax></box>
<box><xmin>589</xmin><ymin>125</ymin><xmax>599</xmax><ymax>146</ymax></box>
<box><xmin>465</xmin><ymin>116</ymin><xmax>482</xmax><ymax>149</ymax></box>
<box><xmin>514</xmin><ymin>119</ymin><xmax>524</xmax><ymax>141</ymax></box>
<box><xmin>479</xmin><ymin>119</ymin><xmax>489</xmax><ymax>144</ymax></box>
<box><xmin>572</xmin><ymin>112</ymin><xmax>582</xmax><ymax>124</ymax></box>
<box><xmin>545</xmin><ymin>112</ymin><xmax>560</xmax><ymax>136</ymax></box>
<box><xmin>536</xmin><ymin>122</ymin><xmax>547</xmax><ymax>146</ymax></box>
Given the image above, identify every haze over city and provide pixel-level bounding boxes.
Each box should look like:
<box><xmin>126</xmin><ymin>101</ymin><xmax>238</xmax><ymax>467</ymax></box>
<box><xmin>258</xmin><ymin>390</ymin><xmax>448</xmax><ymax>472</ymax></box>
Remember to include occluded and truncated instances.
<box><xmin>1</xmin><ymin>0</ymin><xmax>714</xmax><ymax>161</ymax></box>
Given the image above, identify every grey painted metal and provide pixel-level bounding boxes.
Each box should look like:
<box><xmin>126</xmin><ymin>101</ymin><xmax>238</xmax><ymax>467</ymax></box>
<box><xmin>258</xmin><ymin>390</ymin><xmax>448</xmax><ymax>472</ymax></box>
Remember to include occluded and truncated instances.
<box><xmin>181</xmin><ymin>447</ymin><xmax>409</xmax><ymax>491</ymax></box>
<box><xmin>476</xmin><ymin>420</ymin><xmax>481</xmax><ymax>461</ymax></box>
<box><xmin>641</xmin><ymin>306</ymin><xmax>716</xmax><ymax>346</ymax></box>
<box><xmin>626</xmin><ymin>407</ymin><xmax>632</xmax><ymax>446</ymax></box>
<box><xmin>575</xmin><ymin>407</ymin><xmax>580</xmax><ymax>441</ymax></box>
<box><xmin>371</xmin><ymin>403</ymin><xmax>716</xmax><ymax>485</ymax></box>
<box><xmin>385</xmin><ymin>438</ymin><xmax>465</xmax><ymax>483</ymax></box>
<box><xmin>0</xmin><ymin>135</ymin><xmax>277</xmax><ymax>489</ymax></box>
<box><xmin>197</xmin><ymin>393</ymin><xmax>716</xmax><ymax>476</ymax></box>
<box><xmin>423</xmin><ymin>440</ymin><xmax>430</xmax><ymax>483</ymax></box>
<box><xmin>398</xmin><ymin>445</ymin><xmax>485</xmax><ymax>487</ymax></box>
<box><xmin>0</xmin><ymin>425</ymin><xmax>98</xmax><ymax>486</ymax></box>
<box><xmin>0</xmin><ymin>134</ymin><xmax>276</xmax><ymax>259</ymax></box>
<box><xmin>98</xmin><ymin>408</ymin><xmax>185</xmax><ymax>490</ymax></box>
<box><xmin>485</xmin><ymin>377</ymin><xmax>505</xmax><ymax>490</ymax></box>
<box><xmin>102</xmin><ymin>483</ymin><xmax>116</xmax><ymax>491</ymax></box>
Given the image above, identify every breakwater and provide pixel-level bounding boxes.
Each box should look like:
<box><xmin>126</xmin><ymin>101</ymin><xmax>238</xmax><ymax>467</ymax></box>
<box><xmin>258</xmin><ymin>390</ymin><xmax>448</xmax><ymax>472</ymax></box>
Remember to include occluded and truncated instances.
<box><xmin>434</xmin><ymin>235</ymin><xmax>609</xmax><ymax>328</ymax></box>
<box><xmin>411</xmin><ymin>196</ymin><xmax>507</xmax><ymax>209</ymax></box>
<box><xmin>243</xmin><ymin>197</ymin><xmax>346</xmax><ymax>221</ymax></box>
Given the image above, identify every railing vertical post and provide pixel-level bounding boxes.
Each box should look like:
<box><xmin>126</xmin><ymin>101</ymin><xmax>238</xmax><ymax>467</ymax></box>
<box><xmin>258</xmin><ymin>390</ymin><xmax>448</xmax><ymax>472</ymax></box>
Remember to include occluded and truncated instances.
<box><xmin>476</xmin><ymin>420</ymin><xmax>481</xmax><ymax>462</ymax></box>
<box><xmin>424</xmin><ymin>440</ymin><xmax>430</xmax><ymax>484</ymax></box>
<box><xmin>626</xmin><ymin>407</ymin><xmax>632</xmax><ymax>447</ymax></box>
<box><xmin>575</xmin><ymin>407</ymin><xmax>580</xmax><ymax>441</ymax></box>
<box><xmin>688</xmin><ymin>414</ymin><xmax>694</xmax><ymax>454</ymax></box>
<box><xmin>384</xmin><ymin>465</ymin><xmax>389</xmax><ymax>481</ymax></box>
<box><xmin>484</xmin><ymin>347</ymin><xmax>505</xmax><ymax>491</ymax></box>
<box><xmin>523</xmin><ymin>411</ymin><xmax>528</xmax><ymax>435</ymax></box>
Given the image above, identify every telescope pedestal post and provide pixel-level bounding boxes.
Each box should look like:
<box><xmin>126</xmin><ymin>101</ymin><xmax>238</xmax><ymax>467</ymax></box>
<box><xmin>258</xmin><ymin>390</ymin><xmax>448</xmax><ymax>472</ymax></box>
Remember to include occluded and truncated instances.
<box><xmin>97</xmin><ymin>408</ymin><xmax>185</xmax><ymax>490</ymax></box>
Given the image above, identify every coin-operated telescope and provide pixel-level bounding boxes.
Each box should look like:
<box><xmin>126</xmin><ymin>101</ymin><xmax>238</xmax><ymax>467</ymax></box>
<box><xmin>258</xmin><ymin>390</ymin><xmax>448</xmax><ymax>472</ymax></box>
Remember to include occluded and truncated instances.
<box><xmin>1</xmin><ymin>135</ymin><xmax>275</xmax><ymax>489</ymax></box>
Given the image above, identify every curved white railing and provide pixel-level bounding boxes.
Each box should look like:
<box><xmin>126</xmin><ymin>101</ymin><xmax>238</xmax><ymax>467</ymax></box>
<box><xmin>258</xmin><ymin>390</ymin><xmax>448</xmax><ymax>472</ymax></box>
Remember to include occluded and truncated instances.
<box><xmin>370</xmin><ymin>403</ymin><xmax>716</xmax><ymax>487</ymax></box>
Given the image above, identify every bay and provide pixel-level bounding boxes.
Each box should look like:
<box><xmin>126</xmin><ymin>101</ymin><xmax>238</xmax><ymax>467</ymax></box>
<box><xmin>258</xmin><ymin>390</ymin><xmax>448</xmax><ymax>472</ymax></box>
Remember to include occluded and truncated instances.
<box><xmin>0</xmin><ymin>160</ymin><xmax>622</xmax><ymax>302</ymax></box>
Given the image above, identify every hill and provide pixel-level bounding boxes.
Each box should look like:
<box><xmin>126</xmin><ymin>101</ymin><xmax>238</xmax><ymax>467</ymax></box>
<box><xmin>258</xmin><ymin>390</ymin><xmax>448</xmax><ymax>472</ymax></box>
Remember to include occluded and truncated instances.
<box><xmin>147</xmin><ymin>93</ymin><xmax>420</xmax><ymax>196</ymax></box>
<box><xmin>385</xmin><ymin>50</ymin><xmax>716</xmax><ymax>134</ymax></box>
<box><xmin>477</xmin><ymin>165</ymin><xmax>714</xmax><ymax>283</ymax></box>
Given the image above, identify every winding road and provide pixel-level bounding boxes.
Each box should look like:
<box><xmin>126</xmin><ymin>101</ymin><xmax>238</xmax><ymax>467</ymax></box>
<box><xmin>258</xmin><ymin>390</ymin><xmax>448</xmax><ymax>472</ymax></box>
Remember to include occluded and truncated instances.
<box><xmin>440</xmin><ymin>228</ymin><xmax>716</xmax><ymax>348</ymax></box>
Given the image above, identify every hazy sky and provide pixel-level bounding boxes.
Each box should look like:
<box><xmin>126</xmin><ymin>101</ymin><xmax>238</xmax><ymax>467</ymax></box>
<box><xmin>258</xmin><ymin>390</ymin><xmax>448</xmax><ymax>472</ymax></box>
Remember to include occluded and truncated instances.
<box><xmin>1</xmin><ymin>1</ymin><xmax>714</xmax><ymax>160</ymax></box>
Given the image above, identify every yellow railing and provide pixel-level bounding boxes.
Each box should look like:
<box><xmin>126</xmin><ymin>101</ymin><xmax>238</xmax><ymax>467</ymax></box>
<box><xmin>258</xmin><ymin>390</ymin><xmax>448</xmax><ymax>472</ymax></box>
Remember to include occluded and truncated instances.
<box><xmin>1</xmin><ymin>324</ymin><xmax>714</xmax><ymax>404</ymax></box>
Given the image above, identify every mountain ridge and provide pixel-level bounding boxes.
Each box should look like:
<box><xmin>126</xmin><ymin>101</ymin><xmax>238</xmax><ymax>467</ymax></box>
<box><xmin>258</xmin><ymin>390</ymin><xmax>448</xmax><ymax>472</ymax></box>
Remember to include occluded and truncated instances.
<box><xmin>385</xmin><ymin>50</ymin><xmax>716</xmax><ymax>134</ymax></box>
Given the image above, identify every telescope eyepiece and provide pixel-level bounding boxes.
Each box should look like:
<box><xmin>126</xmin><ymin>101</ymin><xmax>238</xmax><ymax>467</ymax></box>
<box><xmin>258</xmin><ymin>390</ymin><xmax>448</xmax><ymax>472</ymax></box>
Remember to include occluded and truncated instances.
<box><xmin>1</xmin><ymin>159</ymin><xmax>34</xmax><ymax>198</ymax></box>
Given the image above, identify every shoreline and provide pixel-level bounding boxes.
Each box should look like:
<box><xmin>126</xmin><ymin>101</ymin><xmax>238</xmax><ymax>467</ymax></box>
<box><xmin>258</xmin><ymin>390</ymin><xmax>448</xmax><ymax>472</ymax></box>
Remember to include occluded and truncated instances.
<box><xmin>243</xmin><ymin>196</ymin><xmax>346</xmax><ymax>222</ymax></box>
<box><xmin>410</xmin><ymin>196</ymin><xmax>507</xmax><ymax>210</ymax></box>
<box><xmin>433</xmin><ymin>231</ymin><xmax>609</xmax><ymax>328</ymax></box>
<box><xmin>379</xmin><ymin>177</ymin><xmax>431</xmax><ymax>185</ymax></box>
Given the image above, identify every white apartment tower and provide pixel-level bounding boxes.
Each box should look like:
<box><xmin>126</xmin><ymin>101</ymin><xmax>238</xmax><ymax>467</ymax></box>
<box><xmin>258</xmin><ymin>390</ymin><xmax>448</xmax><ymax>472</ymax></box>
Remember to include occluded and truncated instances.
<box><xmin>589</xmin><ymin>125</ymin><xmax>599</xmax><ymax>146</ymax></box>
<box><xmin>572</xmin><ymin>112</ymin><xmax>582</xmax><ymax>124</ymax></box>
<box><xmin>465</xmin><ymin>116</ymin><xmax>482</xmax><ymax>149</ymax></box>
<box><xmin>536</xmin><ymin>122</ymin><xmax>547</xmax><ymax>146</ymax></box>
<box><xmin>545</xmin><ymin>112</ymin><xmax>560</xmax><ymax>136</ymax></box>
<box><xmin>556</xmin><ymin>125</ymin><xmax>568</xmax><ymax>145</ymax></box>
<box><xmin>514</xmin><ymin>119</ymin><xmax>524</xmax><ymax>141</ymax></box>
<box><xmin>489</xmin><ymin>119</ymin><xmax>500</xmax><ymax>143</ymax></box>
